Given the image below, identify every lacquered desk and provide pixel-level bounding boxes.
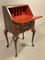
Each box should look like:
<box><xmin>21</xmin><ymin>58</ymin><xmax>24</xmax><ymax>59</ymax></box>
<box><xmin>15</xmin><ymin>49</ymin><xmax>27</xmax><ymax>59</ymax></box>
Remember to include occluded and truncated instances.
<box><xmin>2</xmin><ymin>5</ymin><xmax>42</xmax><ymax>57</ymax></box>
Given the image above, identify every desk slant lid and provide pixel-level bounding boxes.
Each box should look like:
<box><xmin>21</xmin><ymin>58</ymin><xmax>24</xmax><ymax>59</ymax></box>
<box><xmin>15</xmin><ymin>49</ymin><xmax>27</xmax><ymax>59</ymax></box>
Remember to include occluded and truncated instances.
<box><xmin>7</xmin><ymin>5</ymin><xmax>42</xmax><ymax>24</ymax></box>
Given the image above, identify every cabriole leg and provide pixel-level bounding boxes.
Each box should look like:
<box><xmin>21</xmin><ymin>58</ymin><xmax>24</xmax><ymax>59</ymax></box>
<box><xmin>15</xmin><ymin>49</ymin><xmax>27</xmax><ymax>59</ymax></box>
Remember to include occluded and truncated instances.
<box><xmin>22</xmin><ymin>33</ymin><xmax>24</xmax><ymax>39</ymax></box>
<box><xmin>13</xmin><ymin>36</ymin><xmax>19</xmax><ymax>57</ymax></box>
<box><xmin>31</xmin><ymin>29</ymin><xmax>36</xmax><ymax>47</ymax></box>
<box><xmin>4</xmin><ymin>29</ymin><xmax>9</xmax><ymax>47</ymax></box>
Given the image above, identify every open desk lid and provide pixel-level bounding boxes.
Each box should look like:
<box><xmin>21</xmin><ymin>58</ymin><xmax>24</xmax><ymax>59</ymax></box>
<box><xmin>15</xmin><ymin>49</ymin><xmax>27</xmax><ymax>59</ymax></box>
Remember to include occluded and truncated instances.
<box><xmin>7</xmin><ymin>5</ymin><xmax>43</xmax><ymax>24</ymax></box>
<box><xmin>12</xmin><ymin>15</ymin><xmax>42</xmax><ymax>24</ymax></box>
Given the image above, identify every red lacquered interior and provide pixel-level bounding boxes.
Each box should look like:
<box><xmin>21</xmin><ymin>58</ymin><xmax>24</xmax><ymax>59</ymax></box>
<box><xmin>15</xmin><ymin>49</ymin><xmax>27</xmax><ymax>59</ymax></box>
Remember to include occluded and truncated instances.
<box><xmin>12</xmin><ymin>15</ymin><xmax>42</xmax><ymax>23</ymax></box>
<box><xmin>8</xmin><ymin>5</ymin><xmax>42</xmax><ymax>24</ymax></box>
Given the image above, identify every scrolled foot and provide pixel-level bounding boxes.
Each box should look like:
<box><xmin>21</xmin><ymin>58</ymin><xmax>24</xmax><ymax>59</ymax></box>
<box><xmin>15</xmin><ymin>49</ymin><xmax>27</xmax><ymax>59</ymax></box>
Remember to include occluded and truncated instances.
<box><xmin>15</xmin><ymin>54</ymin><xmax>18</xmax><ymax>57</ymax></box>
<box><xmin>32</xmin><ymin>44</ymin><xmax>34</xmax><ymax>47</ymax></box>
<box><xmin>22</xmin><ymin>37</ymin><xmax>24</xmax><ymax>39</ymax></box>
<box><xmin>6</xmin><ymin>44</ymin><xmax>9</xmax><ymax>47</ymax></box>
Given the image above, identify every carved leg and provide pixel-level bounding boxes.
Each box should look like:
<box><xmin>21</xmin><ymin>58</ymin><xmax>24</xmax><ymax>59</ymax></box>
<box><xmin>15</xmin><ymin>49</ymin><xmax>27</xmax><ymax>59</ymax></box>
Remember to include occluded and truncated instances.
<box><xmin>22</xmin><ymin>33</ymin><xmax>24</xmax><ymax>39</ymax></box>
<box><xmin>31</xmin><ymin>29</ymin><xmax>36</xmax><ymax>47</ymax></box>
<box><xmin>4</xmin><ymin>29</ymin><xmax>9</xmax><ymax>47</ymax></box>
<box><xmin>13</xmin><ymin>36</ymin><xmax>19</xmax><ymax>57</ymax></box>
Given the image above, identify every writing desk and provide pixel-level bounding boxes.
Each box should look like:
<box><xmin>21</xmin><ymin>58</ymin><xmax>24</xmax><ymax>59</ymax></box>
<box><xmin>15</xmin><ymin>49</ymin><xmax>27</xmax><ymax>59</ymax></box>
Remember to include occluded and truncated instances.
<box><xmin>2</xmin><ymin>5</ymin><xmax>42</xmax><ymax>57</ymax></box>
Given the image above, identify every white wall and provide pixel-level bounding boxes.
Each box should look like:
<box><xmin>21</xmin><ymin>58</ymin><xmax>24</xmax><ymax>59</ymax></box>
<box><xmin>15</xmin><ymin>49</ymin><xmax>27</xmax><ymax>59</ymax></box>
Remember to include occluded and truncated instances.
<box><xmin>0</xmin><ymin>0</ymin><xmax>45</xmax><ymax>26</ymax></box>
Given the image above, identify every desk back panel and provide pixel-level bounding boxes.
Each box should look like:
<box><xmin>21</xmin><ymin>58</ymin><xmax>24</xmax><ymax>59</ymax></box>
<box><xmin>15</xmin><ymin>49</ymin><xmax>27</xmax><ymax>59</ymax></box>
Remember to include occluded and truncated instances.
<box><xmin>8</xmin><ymin>5</ymin><xmax>33</xmax><ymax>16</ymax></box>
